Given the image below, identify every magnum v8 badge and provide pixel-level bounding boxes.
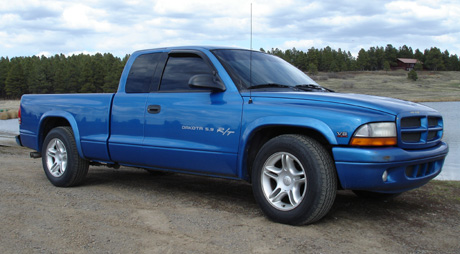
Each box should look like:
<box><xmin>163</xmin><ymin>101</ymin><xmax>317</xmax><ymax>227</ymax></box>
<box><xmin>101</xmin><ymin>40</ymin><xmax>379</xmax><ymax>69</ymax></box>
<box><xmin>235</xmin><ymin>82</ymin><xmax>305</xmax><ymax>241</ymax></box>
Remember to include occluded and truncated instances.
<box><xmin>337</xmin><ymin>131</ymin><xmax>348</xmax><ymax>138</ymax></box>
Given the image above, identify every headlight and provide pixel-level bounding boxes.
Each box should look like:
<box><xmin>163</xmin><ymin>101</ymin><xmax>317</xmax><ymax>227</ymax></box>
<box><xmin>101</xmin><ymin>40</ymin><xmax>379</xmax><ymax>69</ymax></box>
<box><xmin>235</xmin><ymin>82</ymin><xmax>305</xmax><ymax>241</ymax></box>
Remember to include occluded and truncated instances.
<box><xmin>350</xmin><ymin>122</ymin><xmax>397</xmax><ymax>146</ymax></box>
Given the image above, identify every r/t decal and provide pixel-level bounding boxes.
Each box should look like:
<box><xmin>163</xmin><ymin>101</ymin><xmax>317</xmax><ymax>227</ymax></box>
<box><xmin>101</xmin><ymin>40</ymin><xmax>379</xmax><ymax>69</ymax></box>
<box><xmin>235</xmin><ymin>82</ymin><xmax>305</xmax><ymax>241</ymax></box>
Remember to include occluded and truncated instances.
<box><xmin>217</xmin><ymin>127</ymin><xmax>235</xmax><ymax>136</ymax></box>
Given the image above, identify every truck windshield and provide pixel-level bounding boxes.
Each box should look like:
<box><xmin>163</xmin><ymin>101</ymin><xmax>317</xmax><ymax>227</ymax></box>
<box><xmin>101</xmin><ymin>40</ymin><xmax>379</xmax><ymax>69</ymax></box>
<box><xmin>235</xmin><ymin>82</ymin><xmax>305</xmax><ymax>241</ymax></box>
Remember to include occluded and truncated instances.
<box><xmin>212</xmin><ymin>49</ymin><xmax>327</xmax><ymax>92</ymax></box>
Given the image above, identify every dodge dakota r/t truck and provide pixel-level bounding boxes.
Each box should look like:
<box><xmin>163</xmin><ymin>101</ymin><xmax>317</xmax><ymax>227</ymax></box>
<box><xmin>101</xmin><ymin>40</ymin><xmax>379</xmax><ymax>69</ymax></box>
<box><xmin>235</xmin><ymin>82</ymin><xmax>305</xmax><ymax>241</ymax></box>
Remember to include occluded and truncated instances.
<box><xmin>17</xmin><ymin>46</ymin><xmax>449</xmax><ymax>225</ymax></box>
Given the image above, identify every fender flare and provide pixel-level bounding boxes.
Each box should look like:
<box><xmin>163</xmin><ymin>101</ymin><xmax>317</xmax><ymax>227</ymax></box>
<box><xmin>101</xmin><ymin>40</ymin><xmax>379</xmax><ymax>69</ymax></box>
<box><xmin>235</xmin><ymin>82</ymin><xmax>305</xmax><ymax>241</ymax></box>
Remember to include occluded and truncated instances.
<box><xmin>38</xmin><ymin>111</ymin><xmax>85</xmax><ymax>159</ymax></box>
<box><xmin>237</xmin><ymin>116</ymin><xmax>338</xmax><ymax>180</ymax></box>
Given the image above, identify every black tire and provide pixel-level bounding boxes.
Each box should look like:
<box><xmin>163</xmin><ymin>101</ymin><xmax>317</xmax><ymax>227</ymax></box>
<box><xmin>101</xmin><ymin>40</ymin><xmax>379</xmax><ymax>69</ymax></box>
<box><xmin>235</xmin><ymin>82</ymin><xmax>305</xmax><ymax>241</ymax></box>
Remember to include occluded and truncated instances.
<box><xmin>252</xmin><ymin>134</ymin><xmax>337</xmax><ymax>225</ymax></box>
<box><xmin>352</xmin><ymin>190</ymin><xmax>402</xmax><ymax>200</ymax></box>
<box><xmin>41</xmin><ymin>126</ymin><xmax>89</xmax><ymax>187</ymax></box>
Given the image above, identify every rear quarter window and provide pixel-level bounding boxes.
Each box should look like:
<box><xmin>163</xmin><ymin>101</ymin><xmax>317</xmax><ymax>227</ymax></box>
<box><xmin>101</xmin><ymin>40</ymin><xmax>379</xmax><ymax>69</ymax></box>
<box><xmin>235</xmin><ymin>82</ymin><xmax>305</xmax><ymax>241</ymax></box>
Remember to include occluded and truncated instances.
<box><xmin>125</xmin><ymin>53</ymin><xmax>163</xmax><ymax>93</ymax></box>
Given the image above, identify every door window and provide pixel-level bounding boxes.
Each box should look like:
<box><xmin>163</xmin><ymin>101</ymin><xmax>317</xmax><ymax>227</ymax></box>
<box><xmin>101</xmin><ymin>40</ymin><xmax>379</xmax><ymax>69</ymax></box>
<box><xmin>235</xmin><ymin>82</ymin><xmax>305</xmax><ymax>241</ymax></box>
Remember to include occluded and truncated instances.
<box><xmin>160</xmin><ymin>54</ymin><xmax>213</xmax><ymax>91</ymax></box>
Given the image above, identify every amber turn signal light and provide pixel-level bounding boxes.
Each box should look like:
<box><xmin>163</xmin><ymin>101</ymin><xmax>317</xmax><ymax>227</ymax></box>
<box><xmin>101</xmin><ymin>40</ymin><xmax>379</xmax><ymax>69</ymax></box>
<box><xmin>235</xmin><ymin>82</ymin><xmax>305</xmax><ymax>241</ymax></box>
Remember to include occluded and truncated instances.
<box><xmin>350</xmin><ymin>137</ymin><xmax>397</xmax><ymax>146</ymax></box>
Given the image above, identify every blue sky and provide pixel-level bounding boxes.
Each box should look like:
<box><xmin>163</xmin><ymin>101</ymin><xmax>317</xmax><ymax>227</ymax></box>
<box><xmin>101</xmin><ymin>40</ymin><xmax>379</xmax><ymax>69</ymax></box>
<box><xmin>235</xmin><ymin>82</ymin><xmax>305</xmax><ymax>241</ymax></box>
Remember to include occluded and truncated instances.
<box><xmin>1</xmin><ymin>0</ymin><xmax>459</xmax><ymax>58</ymax></box>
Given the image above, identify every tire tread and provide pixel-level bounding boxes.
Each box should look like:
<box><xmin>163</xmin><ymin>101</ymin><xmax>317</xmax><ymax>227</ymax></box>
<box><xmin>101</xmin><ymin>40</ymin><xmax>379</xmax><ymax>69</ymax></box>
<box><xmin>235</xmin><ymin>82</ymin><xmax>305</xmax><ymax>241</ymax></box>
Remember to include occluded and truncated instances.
<box><xmin>294</xmin><ymin>135</ymin><xmax>336</xmax><ymax>224</ymax></box>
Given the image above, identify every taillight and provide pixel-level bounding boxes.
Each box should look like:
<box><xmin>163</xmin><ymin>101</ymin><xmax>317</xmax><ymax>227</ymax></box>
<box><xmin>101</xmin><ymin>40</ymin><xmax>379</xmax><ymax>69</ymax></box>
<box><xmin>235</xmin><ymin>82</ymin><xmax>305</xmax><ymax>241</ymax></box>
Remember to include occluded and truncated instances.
<box><xmin>18</xmin><ymin>107</ymin><xmax>21</xmax><ymax>125</ymax></box>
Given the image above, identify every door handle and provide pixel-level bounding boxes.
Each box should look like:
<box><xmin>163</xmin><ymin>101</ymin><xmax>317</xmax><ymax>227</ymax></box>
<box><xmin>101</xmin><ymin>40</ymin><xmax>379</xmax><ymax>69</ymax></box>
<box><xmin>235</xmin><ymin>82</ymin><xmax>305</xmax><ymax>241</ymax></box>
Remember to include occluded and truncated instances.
<box><xmin>147</xmin><ymin>105</ymin><xmax>161</xmax><ymax>114</ymax></box>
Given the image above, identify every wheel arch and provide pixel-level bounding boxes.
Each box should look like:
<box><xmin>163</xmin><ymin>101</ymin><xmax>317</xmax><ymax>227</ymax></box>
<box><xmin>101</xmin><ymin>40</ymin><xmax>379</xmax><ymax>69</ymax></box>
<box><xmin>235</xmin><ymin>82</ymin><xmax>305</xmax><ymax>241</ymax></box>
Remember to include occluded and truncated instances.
<box><xmin>38</xmin><ymin>111</ymin><xmax>84</xmax><ymax>159</ymax></box>
<box><xmin>238</xmin><ymin>117</ymin><xmax>338</xmax><ymax>182</ymax></box>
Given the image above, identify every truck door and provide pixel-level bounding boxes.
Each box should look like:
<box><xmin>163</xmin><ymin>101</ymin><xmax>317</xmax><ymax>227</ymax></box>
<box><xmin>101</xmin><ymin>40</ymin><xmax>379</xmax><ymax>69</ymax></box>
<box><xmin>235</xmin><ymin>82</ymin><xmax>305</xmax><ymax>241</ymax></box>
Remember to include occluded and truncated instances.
<box><xmin>109</xmin><ymin>52</ymin><xmax>167</xmax><ymax>165</ymax></box>
<box><xmin>141</xmin><ymin>51</ymin><xmax>243</xmax><ymax>177</ymax></box>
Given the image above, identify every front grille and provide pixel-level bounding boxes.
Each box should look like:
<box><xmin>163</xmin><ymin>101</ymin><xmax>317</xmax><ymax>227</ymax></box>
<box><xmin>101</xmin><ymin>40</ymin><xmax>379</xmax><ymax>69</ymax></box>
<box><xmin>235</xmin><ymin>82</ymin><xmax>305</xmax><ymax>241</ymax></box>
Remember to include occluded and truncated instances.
<box><xmin>401</xmin><ymin>117</ymin><xmax>421</xmax><ymax>128</ymax></box>
<box><xmin>402</xmin><ymin>132</ymin><xmax>421</xmax><ymax>142</ymax></box>
<box><xmin>427</xmin><ymin>131</ymin><xmax>437</xmax><ymax>141</ymax></box>
<box><xmin>405</xmin><ymin>159</ymin><xmax>444</xmax><ymax>179</ymax></box>
<box><xmin>428</xmin><ymin>117</ymin><xmax>438</xmax><ymax>127</ymax></box>
<box><xmin>398</xmin><ymin>114</ymin><xmax>443</xmax><ymax>149</ymax></box>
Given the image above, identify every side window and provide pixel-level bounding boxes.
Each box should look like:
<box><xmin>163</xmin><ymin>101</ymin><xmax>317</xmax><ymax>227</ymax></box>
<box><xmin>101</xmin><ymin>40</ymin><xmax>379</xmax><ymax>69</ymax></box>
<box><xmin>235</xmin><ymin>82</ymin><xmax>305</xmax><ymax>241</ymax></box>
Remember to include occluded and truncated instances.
<box><xmin>126</xmin><ymin>53</ymin><xmax>162</xmax><ymax>93</ymax></box>
<box><xmin>160</xmin><ymin>54</ymin><xmax>213</xmax><ymax>91</ymax></box>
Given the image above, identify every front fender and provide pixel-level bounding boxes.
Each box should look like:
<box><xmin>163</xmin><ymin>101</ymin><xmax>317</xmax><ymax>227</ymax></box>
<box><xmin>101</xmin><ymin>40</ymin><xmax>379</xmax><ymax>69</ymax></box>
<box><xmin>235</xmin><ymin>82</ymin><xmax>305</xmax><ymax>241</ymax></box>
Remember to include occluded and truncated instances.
<box><xmin>237</xmin><ymin>116</ymin><xmax>337</xmax><ymax>179</ymax></box>
<box><xmin>38</xmin><ymin>111</ymin><xmax>85</xmax><ymax>159</ymax></box>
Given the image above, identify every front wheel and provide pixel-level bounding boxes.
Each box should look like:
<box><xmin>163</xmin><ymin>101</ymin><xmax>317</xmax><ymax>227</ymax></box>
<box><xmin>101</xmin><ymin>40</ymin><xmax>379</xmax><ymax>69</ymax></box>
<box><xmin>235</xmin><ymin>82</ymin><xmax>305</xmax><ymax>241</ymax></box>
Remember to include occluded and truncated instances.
<box><xmin>252</xmin><ymin>135</ymin><xmax>337</xmax><ymax>225</ymax></box>
<box><xmin>42</xmin><ymin>127</ymin><xmax>89</xmax><ymax>187</ymax></box>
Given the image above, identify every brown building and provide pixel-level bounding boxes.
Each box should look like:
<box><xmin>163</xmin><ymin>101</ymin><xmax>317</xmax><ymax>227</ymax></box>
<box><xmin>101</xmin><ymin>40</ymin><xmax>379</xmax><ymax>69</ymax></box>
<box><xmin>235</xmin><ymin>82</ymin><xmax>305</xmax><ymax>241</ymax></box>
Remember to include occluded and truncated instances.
<box><xmin>396</xmin><ymin>58</ymin><xmax>422</xmax><ymax>71</ymax></box>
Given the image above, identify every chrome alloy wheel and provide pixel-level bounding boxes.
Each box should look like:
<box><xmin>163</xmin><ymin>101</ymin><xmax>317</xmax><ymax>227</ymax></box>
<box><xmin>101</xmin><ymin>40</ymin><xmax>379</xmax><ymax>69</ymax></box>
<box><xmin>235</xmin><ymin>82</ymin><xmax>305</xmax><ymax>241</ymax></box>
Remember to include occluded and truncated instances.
<box><xmin>261</xmin><ymin>152</ymin><xmax>307</xmax><ymax>211</ymax></box>
<box><xmin>45</xmin><ymin>138</ymin><xmax>68</xmax><ymax>178</ymax></box>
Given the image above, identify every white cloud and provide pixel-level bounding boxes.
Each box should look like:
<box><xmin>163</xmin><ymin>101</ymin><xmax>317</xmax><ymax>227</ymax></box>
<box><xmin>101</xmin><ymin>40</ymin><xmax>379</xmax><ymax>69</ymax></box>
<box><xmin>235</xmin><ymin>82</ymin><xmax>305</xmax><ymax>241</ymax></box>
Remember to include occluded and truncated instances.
<box><xmin>433</xmin><ymin>34</ymin><xmax>458</xmax><ymax>43</ymax></box>
<box><xmin>281</xmin><ymin>39</ymin><xmax>324</xmax><ymax>50</ymax></box>
<box><xmin>61</xmin><ymin>4</ymin><xmax>111</xmax><ymax>32</ymax></box>
<box><xmin>385</xmin><ymin>1</ymin><xmax>446</xmax><ymax>19</ymax></box>
<box><xmin>35</xmin><ymin>51</ymin><xmax>52</xmax><ymax>57</ymax></box>
<box><xmin>0</xmin><ymin>0</ymin><xmax>459</xmax><ymax>57</ymax></box>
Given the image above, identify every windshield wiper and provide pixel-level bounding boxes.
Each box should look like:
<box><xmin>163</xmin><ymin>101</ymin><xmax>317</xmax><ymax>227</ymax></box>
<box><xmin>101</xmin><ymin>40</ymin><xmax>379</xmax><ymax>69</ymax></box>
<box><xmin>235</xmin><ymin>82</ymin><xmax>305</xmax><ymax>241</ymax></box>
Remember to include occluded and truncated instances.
<box><xmin>248</xmin><ymin>83</ymin><xmax>334</xmax><ymax>92</ymax></box>
<box><xmin>249</xmin><ymin>83</ymin><xmax>296</xmax><ymax>90</ymax></box>
<box><xmin>249</xmin><ymin>83</ymin><xmax>292</xmax><ymax>90</ymax></box>
<box><xmin>295</xmin><ymin>84</ymin><xmax>334</xmax><ymax>92</ymax></box>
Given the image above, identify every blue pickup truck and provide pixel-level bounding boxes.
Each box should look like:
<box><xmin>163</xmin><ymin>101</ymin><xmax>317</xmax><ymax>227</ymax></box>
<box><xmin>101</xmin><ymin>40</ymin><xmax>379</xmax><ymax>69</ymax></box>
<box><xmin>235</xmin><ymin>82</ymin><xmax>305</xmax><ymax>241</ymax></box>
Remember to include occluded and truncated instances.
<box><xmin>17</xmin><ymin>46</ymin><xmax>449</xmax><ymax>225</ymax></box>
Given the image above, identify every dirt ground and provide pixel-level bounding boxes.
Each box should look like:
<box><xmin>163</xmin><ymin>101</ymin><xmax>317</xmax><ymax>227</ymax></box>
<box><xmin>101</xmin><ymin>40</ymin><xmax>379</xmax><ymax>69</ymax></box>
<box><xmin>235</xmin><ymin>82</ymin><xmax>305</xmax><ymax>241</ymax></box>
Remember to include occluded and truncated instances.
<box><xmin>0</xmin><ymin>145</ymin><xmax>459</xmax><ymax>254</ymax></box>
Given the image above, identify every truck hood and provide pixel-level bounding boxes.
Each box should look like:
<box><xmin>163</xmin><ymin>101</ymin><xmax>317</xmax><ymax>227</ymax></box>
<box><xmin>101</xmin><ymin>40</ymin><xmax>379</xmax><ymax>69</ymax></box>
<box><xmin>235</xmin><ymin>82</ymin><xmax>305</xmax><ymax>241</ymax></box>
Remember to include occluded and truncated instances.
<box><xmin>244</xmin><ymin>92</ymin><xmax>438</xmax><ymax>116</ymax></box>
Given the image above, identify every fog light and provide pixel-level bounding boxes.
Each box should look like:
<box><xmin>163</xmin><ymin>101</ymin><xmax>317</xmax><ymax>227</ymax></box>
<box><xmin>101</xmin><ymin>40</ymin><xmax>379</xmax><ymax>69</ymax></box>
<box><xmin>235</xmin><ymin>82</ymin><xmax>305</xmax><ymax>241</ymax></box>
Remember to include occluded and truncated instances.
<box><xmin>382</xmin><ymin>170</ymin><xmax>388</xmax><ymax>182</ymax></box>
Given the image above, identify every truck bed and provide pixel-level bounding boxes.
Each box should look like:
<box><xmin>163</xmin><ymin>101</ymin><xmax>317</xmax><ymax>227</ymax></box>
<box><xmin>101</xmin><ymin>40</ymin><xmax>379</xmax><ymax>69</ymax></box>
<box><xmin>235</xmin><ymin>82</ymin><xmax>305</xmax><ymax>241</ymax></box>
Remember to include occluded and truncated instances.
<box><xmin>20</xmin><ymin>93</ymin><xmax>115</xmax><ymax>161</ymax></box>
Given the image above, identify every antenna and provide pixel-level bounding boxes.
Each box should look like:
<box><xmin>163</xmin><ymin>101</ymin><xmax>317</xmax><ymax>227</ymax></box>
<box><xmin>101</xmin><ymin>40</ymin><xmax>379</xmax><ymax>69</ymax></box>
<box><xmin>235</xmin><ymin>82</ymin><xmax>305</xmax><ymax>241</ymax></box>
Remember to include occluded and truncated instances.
<box><xmin>250</xmin><ymin>3</ymin><xmax>253</xmax><ymax>51</ymax></box>
<box><xmin>249</xmin><ymin>3</ymin><xmax>253</xmax><ymax>104</ymax></box>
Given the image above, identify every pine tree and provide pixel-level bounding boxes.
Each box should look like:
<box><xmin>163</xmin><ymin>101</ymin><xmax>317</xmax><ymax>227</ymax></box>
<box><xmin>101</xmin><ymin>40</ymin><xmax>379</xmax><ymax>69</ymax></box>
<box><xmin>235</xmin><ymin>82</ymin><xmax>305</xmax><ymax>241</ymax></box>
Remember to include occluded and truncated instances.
<box><xmin>308</xmin><ymin>63</ymin><xmax>318</xmax><ymax>76</ymax></box>
<box><xmin>414</xmin><ymin>49</ymin><xmax>425</xmax><ymax>64</ymax></box>
<box><xmin>408</xmin><ymin>70</ymin><xmax>418</xmax><ymax>81</ymax></box>
<box><xmin>320</xmin><ymin>46</ymin><xmax>333</xmax><ymax>71</ymax></box>
<box><xmin>5</xmin><ymin>58</ymin><xmax>27</xmax><ymax>98</ymax></box>
<box><xmin>414</xmin><ymin>62</ymin><xmax>423</xmax><ymax>71</ymax></box>
<box><xmin>385</xmin><ymin>44</ymin><xmax>398</xmax><ymax>67</ymax></box>
<box><xmin>0</xmin><ymin>57</ymin><xmax>10</xmax><ymax>98</ymax></box>
<box><xmin>425</xmin><ymin>47</ymin><xmax>445</xmax><ymax>71</ymax></box>
<box><xmin>448</xmin><ymin>55</ymin><xmax>460</xmax><ymax>71</ymax></box>
<box><xmin>398</xmin><ymin>45</ymin><xmax>414</xmax><ymax>58</ymax></box>
<box><xmin>357</xmin><ymin>49</ymin><xmax>369</xmax><ymax>70</ymax></box>
<box><xmin>91</xmin><ymin>53</ymin><xmax>105</xmax><ymax>93</ymax></box>
<box><xmin>27</xmin><ymin>58</ymin><xmax>49</xmax><ymax>94</ymax></box>
<box><xmin>383</xmin><ymin>61</ymin><xmax>391</xmax><ymax>72</ymax></box>
<box><xmin>306</xmin><ymin>48</ymin><xmax>319</xmax><ymax>71</ymax></box>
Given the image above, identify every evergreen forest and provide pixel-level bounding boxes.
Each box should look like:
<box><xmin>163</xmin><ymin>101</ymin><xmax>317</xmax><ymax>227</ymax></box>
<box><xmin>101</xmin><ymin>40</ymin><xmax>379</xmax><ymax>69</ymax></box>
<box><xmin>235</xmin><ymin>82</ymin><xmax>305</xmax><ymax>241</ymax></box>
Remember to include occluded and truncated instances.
<box><xmin>0</xmin><ymin>45</ymin><xmax>459</xmax><ymax>99</ymax></box>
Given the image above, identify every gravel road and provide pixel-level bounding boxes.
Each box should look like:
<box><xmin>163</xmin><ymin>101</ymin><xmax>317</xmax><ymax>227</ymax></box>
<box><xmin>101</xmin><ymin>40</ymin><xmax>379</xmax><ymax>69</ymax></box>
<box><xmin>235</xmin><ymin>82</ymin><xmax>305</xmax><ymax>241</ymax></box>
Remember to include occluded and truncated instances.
<box><xmin>1</xmin><ymin>145</ymin><xmax>459</xmax><ymax>254</ymax></box>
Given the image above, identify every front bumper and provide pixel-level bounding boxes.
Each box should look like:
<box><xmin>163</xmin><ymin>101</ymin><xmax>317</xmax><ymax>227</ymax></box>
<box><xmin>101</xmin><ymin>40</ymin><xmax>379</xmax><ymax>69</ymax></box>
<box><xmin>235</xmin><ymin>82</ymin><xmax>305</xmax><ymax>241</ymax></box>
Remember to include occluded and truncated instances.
<box><xmin>333</xmin><ymin>142</ymin><xmax>449</xmax><ymax>193</ymax></box>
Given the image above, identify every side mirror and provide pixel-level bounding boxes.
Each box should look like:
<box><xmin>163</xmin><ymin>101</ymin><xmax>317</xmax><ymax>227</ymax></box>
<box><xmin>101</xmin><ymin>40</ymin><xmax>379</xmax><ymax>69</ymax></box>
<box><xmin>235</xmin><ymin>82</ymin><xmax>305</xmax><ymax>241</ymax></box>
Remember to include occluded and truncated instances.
<box><xmin>189</xmin><ymin>74</ymin><xmax>226</xmax><ymax>92</ymax></box>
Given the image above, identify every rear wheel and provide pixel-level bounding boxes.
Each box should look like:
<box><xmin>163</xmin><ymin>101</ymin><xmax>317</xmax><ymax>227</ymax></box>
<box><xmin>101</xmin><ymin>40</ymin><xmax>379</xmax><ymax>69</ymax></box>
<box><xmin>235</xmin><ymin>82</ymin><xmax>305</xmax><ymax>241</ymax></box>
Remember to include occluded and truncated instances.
<box><xmin>252</xmin><ymin>134</ymin><xmax>337</xmax><ymax>225</ymax></box>
<box><xmin>42</xmin><ymin>127</ymin><xmax>89</xmax><ymax>187</ymax></box>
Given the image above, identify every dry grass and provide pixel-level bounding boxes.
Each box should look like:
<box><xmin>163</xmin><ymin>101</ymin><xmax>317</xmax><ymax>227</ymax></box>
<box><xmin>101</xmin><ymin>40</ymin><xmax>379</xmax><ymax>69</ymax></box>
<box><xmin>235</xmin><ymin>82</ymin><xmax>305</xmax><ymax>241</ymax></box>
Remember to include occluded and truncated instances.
<box><xmin>0</xmin><ymin>100</ymin><xmax>20</xmax><ymax>120</ymax></box>
<box><xmin>0</xmin><ymin>100</ymin><xmax>20</xmax><ymax>110</ymax></box>
<box><xmin>317</xmin><ymin>70</ymin><xmax>460</xmax><ymax>102</ymax></box>
<box><xmin>0</xmin><ymin>110</ymin><xmax>18</xmax><ymax>120</ymax></box>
